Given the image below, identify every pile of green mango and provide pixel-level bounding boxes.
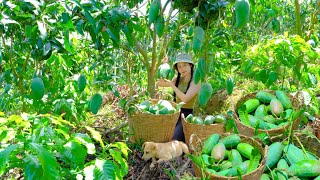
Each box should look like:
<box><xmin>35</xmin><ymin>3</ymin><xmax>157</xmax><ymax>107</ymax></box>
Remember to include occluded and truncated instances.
<box><xmin>185</xmin><ymin>114</ymin><xmax>226</xmax><ymax>125</ymax></box>
<box><xmin>192</xmin><ymin>133</ymin><xmax>262</xmax><ymax>178</ymax></box>
<box><xmin>238</xmin><ymin>90</ymin><xmax>297</xmax><ymax>130</ymax></box>
<box><xmin>262</xmin><ymin>141</ymin><xmax>320</xmax><ymax>179</ymax></box>
<box><xmin>137</xmin><ymin>100</ymin><xmax>177</xmax><ymax>115</ymax></box>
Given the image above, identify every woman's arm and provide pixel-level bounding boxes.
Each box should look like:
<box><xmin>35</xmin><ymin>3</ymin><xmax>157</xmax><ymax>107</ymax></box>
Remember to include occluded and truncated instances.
<box><xmin>158</xmin><ymin>79</ymin><xmax>201</xmax><ymax>103</ymax></box>
<box><xmin>156</xmin><ymin>78</ymin><xmax>176</xmax><ymax>87</ymax></box>
<box><xmin>171</xmin><ymin>81</ymin><xmax>201</xmax><ymax>103</ymax></box>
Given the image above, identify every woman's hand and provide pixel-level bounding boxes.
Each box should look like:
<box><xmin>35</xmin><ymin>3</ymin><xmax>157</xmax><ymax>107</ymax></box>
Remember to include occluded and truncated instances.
<box><xmin>156</xmin><ymin>79</ymin><xmax>173</xmax><ymax>87</ymax></box>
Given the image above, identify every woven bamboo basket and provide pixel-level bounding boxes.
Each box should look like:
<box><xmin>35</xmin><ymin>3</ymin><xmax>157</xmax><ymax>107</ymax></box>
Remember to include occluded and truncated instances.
<box><xmin>181</xmin><ymin>114</ymin><xmax>225</xmax><ymax>149</ymax></box>
<box><xmin>290</xmin><ymin>131</ymin><xmax>320</xmax><ymax>158</ymax></box>
<box><xmin>193</xmin><ymin>133</ymin><xmax>268</xmax><ymax>180</ymax></box>
<box><xmin>127</xmin><ymin>99</ymin><xmax>180</xmax><ymax>143</ymax></box>
<box><xmin>233</xmin><ymin>91</ymin><xmax>302</xmax><ymax>139</ymax></box>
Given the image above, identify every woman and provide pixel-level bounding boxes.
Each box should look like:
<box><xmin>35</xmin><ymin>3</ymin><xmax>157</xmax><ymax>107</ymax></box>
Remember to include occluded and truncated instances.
<box><xmin>156</xmin><ymin>53</ymin><xmax>201</xmax><ymax>142</ymax></box>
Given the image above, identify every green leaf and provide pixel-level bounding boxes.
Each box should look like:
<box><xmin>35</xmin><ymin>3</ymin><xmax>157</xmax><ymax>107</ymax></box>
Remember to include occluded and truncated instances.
<box><xmin>266</xmin><ymin>71</ymin><xmax>278</xmax><ymax>86</ymax></box>
<box><xmin>75</xmin><ymin>19</ymin><xmax>85</xmax><ymax>36</ymax></box>
<box><xmin>238</xmin><ymin>104</ymin><xmax>250</xmax><ymax>126</ymax></box>
<box><xmin>70</xmin><ymin>0</ymin><xmax>83</xmax><ymax>8</ymax></box>
<box><xmin>101</xmin><ymin>31</ymin><xmax>109</xmax><ymax>45</ymax></box>
<box><xmin>63</xmin><ymin>30</ymin><xmax>71</xmax><ymax>52</ymax></box>
<box><xmin>109</xmin><ymin>149</ymin><xmax>128</xmax><ymax>176</ymax></box>
<box><xmin>110</xmin><ymin>142</ymin><xmax>130</xmax><ymax>159</ymax></box>
<box><xmin>0</xmin><ymin>144</ymin><xmax>20</xmax><ymax>176</ymax></box>
<box><xmin>74</xmin><ymin>133</ymin><xmax>96</xmax><ymax>154</ymax></box>
<box><xmin>106</xmin><ymin>27</ymin><xmax>120</xmax><ymax>47</ymax></box>
<box><xmin>63</xmin><ymin>140</ymin><xmax>87</xmax><ymax>168</ymax></box>
<box><xmin>290</xmin><ymin>109</ymin><xmax>304</xmax><ymax>122</ymax></box>
<box><xmin>83</xmin><ymin>10</ymin><xmax>97</xmax><ymax>34</ymax></box>
<box><xmin>94</xmin><ymin>159</ymin><xmax>117</xmax><ymax>180</ymax></box>
<box><xmin>253</xmin><ymin>132</ymin><xmax>270</xmax><ymax>145</ymax></box>
<box><xmin>198</xmin><ymin>83</ymin><xmax>213</xmax><ymax>107</ymax></box>
<box><xmin>225</xmin><ymin>118</ymin><xmax>238</xmax><ymax>133</ymax></box>
<box><xmin>308</xmin><ymin>73</ymin><xmax>317</xmax><ymax>86</ymax></box>
<box><xmin>188</xmin><ymin>154</ymin><xmax>203</xmax><ymax>168</ymax></box>
<box><xmin>24</xmin><ymin>154</ymin><xmax>43</xmax><ymax>180</ymax></box>
<box><xmin>29</xmin><ymin>143</ymin><xmax>60</xmax><ymax>180</ymax></box>
<box><xmin>122</xmin><ymin>25</ymin><xmax>134</xmax><ymax>47</ymax></box>
<box><xmin>247</xmin><ymin>148</ymin><xmax>261</xmax><ymax>173</ymax></box>
<box><xmin>226</xmin><ymin>77</ymin><xmax>234</xmax><ymax>95</ymax></box>
<box><xmin>86</xmin><ymin>126</ymin><xmax>104</xmax><ymax>147</ymax></box>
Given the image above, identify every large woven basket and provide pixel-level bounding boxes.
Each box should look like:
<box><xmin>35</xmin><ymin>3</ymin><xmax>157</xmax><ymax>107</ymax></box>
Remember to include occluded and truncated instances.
<box><xmin>127</xmin><ymin>100</ymin><xmax>180</xmax><ymax>143</ymax></box>
<box><xmin>193</xmin><ymin>133</ymin><xmax>268</xmax><ymax>180</ymax></box>
<box><xmin>181</xmin><ymin>114</ymin><xmax>225</xmax><ymax>149</ymax></box>
<box><xmin>233</xmin><ymin>91</ymin><xmax>302</xmax><ymax>139</ymax></box>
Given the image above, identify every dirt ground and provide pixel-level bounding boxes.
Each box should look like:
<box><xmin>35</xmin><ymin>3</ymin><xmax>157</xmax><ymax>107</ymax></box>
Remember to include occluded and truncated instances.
<box><xmin>124</xmin><ymin>147</ymin><xmax>195</xmax><ymax>180</ymax></box>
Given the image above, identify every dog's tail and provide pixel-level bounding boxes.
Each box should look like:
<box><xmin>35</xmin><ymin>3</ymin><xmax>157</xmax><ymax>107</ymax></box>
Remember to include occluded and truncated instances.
<box><xmin>180</xmin><ymin>142</ymin><xmax>190</xmax><ymax>155</ymax></box>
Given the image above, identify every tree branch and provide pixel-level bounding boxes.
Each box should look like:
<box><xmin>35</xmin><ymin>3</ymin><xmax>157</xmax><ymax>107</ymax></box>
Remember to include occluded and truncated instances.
<box><xmin>133</xmin><ymin>35</ymin><xmax>149</xmax><ymax>69</ymax></box>
<box><xmin>100</xmin><ymin>121</ymin><xmax>128</xmax><ymax>136</ymax></box>
<box><xmin>151</xmin><ymin>28</ymin><xmax>157</xmax><ymax>75</ymax></box>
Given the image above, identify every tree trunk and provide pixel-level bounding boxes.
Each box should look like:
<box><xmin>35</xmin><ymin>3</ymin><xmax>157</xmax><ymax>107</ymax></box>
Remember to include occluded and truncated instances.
<box><xmin>147</xmin><ymin>70</ymin><xmax>156</xmax><ymax>98</ymax></box>
<box><xmin>294</xmin><ymin>0</ymin><xmax>302</xmax><ymax>36</ymax></box>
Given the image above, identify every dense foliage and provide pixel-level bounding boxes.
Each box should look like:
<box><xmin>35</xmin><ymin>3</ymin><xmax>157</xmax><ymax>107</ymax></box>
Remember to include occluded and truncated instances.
<box><xmin>0</xmin><ymin>0</ymin><xmax>319</xmax><ymax>178</ymax></box>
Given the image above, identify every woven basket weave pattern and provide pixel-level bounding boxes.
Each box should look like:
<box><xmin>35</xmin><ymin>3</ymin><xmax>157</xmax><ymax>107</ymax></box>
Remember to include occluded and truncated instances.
<box><xmin>127</xmin><ymin>100</ymin><xmax>180</xmax><ymax>143</ymax></box>
<box><xmin>182</xmin><ymin>116</ymin><xmax>225</xmax><ymax>148</ymax></box>
<box><xmin>233</xmin><ymin>91</ymin><xmax>302</xmax><ymax>138</ymax></box>
<box><xmin>291</xmin><ymin>132</ymin><xmax>320</xmax><ymax>158</ymax></box>
<box><xmin>193</xmin><ymin>133</ymin><xmax>267</xmax><ymax>180</ymax></box>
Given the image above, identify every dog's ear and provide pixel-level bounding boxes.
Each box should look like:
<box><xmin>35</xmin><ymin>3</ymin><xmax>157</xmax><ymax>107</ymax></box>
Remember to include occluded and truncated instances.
<box><xmin>151</xmin><ymin>143</ymin><xmax>156</xmax><ymax>150</ymax></box>
<box><xmin>142</xmin><ymin>142</ymin><xmax>147</xmax><ymax>149</ymax></box>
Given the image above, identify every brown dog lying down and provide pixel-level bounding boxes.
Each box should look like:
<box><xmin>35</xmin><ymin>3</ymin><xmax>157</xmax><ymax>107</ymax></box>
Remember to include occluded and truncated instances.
<box><xmin>142</xmin><ymin>140</ymin><xmax>189</xmax><ymax>167</ymax></box>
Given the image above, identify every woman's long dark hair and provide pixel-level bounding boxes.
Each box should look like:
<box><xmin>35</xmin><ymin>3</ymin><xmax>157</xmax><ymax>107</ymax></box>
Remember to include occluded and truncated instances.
<box><xmin>173</xmin><ymin>63</ymin><xmax>194</xmax><ymax>102</ymax></box>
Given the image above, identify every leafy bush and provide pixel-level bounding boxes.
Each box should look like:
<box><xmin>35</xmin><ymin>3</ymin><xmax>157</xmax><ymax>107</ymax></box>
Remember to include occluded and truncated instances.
<box><xmin>0</xmin><ymin>113</ymin><xmax>130</xmax><ymax>179</ymax></box>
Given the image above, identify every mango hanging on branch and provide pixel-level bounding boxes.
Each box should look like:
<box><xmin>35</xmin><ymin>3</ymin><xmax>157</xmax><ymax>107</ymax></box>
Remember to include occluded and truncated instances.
<box><xmin>198</xmin><ymin>83</ymin><xmax>213</xmax><ymax>107</ymax></box>
<box><xmin>90</xmin><ymin>93</ymin><xmax>103</xmax><ymax>114</ymax></box>
<box><xmin>148</xmin><ymin>0</ymin><xmax>161</xmax><ymax>24</ymax></box>
<box><xmin>158</xmin><ymin>63</ymin><xmax>171</xmax><ymax>79</ymax></box>
<box><xmin>192</xmin><ymin>26</ymin><xmax>205</xmax><ymax>54</ymax></box>
<box><xmin>77</xmin><ymin>74</ymin><xmax>87</xmax><ymax>93</ymax></box>
<box><xmin>235</xmin><ymin>0</ymin><xmax>250</xmax><ymax>28</ymax></box>
<box><xmin>226</xmin><ymin>77</ymin><xmax>234</xmax><ymax>95</ymax></box>
<box><xmin>31</xmin><ymin>77</ymin><xmax>45</xmax><ymax>100</ymax></box>
<box><xmin>154</xmin><ymin>15</ymin><xmax>165</xmax><ymax>37</ymax></box>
